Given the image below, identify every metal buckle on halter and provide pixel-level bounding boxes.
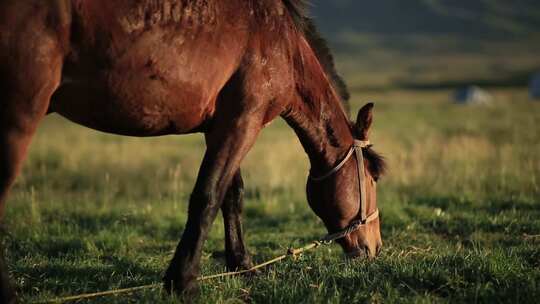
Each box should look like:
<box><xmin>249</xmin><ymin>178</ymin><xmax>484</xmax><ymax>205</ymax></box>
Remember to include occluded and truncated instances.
<box><xmin>354</xmin><ymin>140</ymin><xmax>371</xmax><ymax>149</ymax></box>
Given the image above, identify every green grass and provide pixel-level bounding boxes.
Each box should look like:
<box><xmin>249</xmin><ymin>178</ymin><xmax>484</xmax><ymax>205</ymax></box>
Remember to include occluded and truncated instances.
<box><xmin>3</xmin><ymin>88</ymin><xmax>540</xmax><ymax>303</ymax></box>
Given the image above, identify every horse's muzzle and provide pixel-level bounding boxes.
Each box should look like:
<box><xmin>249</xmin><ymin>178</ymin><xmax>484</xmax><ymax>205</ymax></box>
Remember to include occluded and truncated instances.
<box><xmin>346</xmin><ymin>242</ymin><xmax>382</xmax><ymax>259</ymax></box>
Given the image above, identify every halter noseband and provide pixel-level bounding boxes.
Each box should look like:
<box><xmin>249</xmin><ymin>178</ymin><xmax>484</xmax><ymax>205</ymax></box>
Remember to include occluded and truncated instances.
<box><xmin>309</xmin><ymin>139</ymin><xmax>379</xmax><ymax>241</ymax></box>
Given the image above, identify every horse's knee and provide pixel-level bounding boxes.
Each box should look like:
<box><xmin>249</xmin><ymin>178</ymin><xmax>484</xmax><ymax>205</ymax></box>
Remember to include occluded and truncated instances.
<box><xmin>0</xmin><ymin>167</ymin><xmax>11</xmax><ymax>207</ymax></box>
<box><xmin>188</xmin><ymin>187</ymin><xmax>221</xmax><ymax>216</ymax></box>
<box><xmin>0</xmin><ymin>140</ymin><xmax>20</xmax><ymax>212</ymax></box>
<box><xmin>0</xmin><ymin>126</ymin><xmax>38</xmax><ymax>207</ymax></box>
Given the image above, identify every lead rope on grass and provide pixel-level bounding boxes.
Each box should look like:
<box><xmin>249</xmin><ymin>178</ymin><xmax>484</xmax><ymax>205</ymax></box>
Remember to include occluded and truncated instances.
<box><xmin>33</xmin><ymin>208</ymin><xmax>380</xmax><ymax>304</ymax></box>
<box><xmin>32</xmin><ymin>240</ymin><xmax>325</xmax><ymax>304</ymax></box>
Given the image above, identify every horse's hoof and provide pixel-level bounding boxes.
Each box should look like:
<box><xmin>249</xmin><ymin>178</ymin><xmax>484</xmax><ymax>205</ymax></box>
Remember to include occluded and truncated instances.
<box><xmin>162</xmin><ymin>274</ymin><xmax>199</xmax><ymax>298</ymax></box>
<box><xmin>227</xmin><ymin>255</ymin><xmax>255</xmax><ymax>273</ymax></box>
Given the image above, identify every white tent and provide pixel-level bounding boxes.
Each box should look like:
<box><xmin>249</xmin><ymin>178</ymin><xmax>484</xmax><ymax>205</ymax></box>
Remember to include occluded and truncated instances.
<box><xmin>454</xmin><ymin>86</ymin><xmax>493</xmax><ymax>105</ymax></box>
<box><xmin>530</xmin><ymin>73</ymin><xmax>540</xmax><ymax>100</ymax></box>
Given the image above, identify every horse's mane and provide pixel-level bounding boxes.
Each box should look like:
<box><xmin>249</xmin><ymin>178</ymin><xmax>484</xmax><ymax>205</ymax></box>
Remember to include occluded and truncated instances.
<box><xmin>364</xmin><ymin>147</ymin><xmax>387</xmax><ymax>180</ymax></box>
<box><xmin>282</xmin><ymin>0</ymin><xmax>351</xmax><ymax>115</ymax></box>
<box><xmin>282</xmin><ymin>0</ymin><xmax>387</xmax><ymax>178</ymax></box>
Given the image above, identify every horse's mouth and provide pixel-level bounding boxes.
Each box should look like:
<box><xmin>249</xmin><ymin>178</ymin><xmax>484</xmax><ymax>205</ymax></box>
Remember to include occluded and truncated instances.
<box><xmin>345</xmin><ymin>247</ymin><xmax>371</xmax><ymax>259</ymax></box>
<box><xmin>345</xmin><ymin>243</ymin><xmax>382</xmax><ymax>259</ymax></box>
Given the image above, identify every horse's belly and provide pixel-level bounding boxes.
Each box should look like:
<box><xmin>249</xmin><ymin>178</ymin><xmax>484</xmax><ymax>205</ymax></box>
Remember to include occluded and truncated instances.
<box><xmin>50</xmin><ymin>74</ymin><xmax>213</xmax><ymax>136</ymax></box>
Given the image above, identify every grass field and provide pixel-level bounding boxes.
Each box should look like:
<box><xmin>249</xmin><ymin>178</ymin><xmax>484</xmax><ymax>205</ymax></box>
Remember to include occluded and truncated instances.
<box><xmin>3</xmin><ymin>87</ymin><xmax>540</xmax><ymax>303</ymax></box>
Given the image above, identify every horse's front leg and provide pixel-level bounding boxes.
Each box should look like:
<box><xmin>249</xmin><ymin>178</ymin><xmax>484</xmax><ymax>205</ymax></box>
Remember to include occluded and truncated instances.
<box><xmin>221</xmin><ymin>170</ymin><xmax>253</xmax><ymax>271</ymax></box>
<box><xmin>163</xmin><ymin>115</ymin><xmax>263</xmax><ymax>295</ymax></box>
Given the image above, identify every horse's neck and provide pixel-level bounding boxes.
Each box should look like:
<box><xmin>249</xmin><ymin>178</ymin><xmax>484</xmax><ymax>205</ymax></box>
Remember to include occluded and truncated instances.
<box><xmin>283</xmin><ymin>38</ymin><xmax>353</xmax><ymax>175</ymax></box>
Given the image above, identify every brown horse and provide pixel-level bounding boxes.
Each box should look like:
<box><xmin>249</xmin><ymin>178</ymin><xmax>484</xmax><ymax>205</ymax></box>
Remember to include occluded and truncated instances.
<box><xmin>0</xmin><ymin>0</ymin><xmax>385</xmax><ymax>301</ymax></box>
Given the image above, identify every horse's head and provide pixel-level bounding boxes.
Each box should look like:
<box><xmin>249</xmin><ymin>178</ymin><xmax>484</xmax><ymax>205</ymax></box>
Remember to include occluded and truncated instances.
<box><xmin>307</xmin><ymin>103</ymin><xmax>385</xmax><ymax>259</ymax></box>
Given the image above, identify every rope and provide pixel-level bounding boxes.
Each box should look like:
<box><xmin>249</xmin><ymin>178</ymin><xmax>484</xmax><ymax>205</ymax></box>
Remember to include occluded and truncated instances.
<box><xmin>32</xmin><ymin>284</ymin><xmax>161</xmax><ymax>304</ymax></box>
<box><xmin>32</xmin><ymin>241</ymin><xmax>324</xmax><ymax>304</ymax></box>
<box><xmin>31</xmin><ymin>207</ymin><xmax>380</xmax><ymax>303</ymax></box>
<box><xmin>32</xmin><ymin>207</ymin><xmax>381</xmax><ymax>303</ymax></box>
<box><xmin>31</xmin><ymin>205</ymin><xmax>381</xmax><ymax>303</ymax></box>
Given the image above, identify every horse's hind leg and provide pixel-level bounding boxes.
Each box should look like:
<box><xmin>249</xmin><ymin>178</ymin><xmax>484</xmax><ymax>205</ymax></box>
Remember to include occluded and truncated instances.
<box><xmin>0</xmin><ymin>17</ymin><xmax>64</xmax><ymax>303</ymax></box>
<box><xmin>221</xmin><ymin>170</ymin><xmax>253</xmax><ymax>271</ymax></box>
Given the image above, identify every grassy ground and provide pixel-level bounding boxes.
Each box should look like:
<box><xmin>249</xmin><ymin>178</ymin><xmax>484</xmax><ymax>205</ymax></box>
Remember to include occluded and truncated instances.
<box><xmin>3</xmin><ymin>87</ymin><xmax>540</xmax><ymax>303</ymax></box>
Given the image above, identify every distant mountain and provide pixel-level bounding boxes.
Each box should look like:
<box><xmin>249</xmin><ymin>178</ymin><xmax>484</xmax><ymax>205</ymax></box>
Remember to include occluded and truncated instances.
<box><xmin>309</xmin><ymin>0</ymin><xmax>540</xmax><ymax>38</ymax></box>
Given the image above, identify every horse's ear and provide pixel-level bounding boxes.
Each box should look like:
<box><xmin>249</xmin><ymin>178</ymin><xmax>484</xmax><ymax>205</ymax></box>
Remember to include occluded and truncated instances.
<box><xmin>355</xmin><ymin>103</ymin><xmax>374</xmax><ymax>140</ymax></box>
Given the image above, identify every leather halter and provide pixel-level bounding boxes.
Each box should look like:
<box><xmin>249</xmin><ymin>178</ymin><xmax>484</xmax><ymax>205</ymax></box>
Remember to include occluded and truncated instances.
<box><xmin>309</xmin><ymin>139</ymin><xmax>379</xmax><ymax>240</ymax></box>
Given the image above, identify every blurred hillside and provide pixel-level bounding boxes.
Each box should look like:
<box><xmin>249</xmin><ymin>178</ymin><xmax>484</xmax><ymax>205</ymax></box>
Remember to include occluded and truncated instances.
<box><xmin>311</xmin><ymin>0</ymin><xmax>540</xmax><ymax>41</ymax></box>
<box><xmin>308</xmin><ymin>0</ymin><xmax>540</xmax><ymax>90</ymax></box>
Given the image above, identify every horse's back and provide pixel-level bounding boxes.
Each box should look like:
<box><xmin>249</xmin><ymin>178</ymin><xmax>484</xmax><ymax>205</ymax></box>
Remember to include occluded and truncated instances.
<box><xmin>2</xmin><ymin>0</ymin><xmax>295</xmax><ymax>136</ymax></box>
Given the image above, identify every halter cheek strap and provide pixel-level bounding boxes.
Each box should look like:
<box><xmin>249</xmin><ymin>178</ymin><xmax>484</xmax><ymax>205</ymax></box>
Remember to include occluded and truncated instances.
<box><xmin>309</xmin><ymin>147</ymin><xmax>356</xmax><ymax>182</ymax></box>
<box><xmin>309</xmin><ymin>139</ymin><xmax>379</xmax><ymax>241</ymax></box>
<box><xmin>309</xmin><ymin>140</ymin><xmax>370</xmax><ymax>182</ymax></box>
<box><xmin>354</xmin><ymin>140</ymin><xmax>369</xmax><ymax>222</ymax></box>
